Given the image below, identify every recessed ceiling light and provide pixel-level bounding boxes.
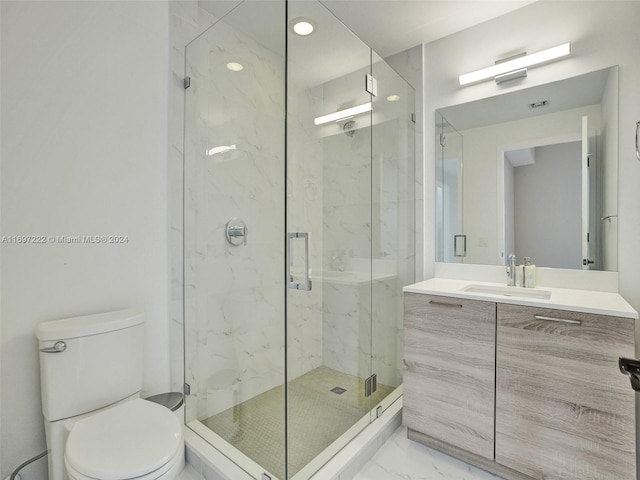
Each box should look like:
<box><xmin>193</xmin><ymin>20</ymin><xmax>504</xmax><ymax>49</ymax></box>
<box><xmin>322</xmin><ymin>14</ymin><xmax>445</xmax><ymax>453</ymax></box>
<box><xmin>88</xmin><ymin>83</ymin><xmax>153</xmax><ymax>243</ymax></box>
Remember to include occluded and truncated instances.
<box><xmin>387</xmin><ymin>95</ymin><xmax>401</xmax><ymax>102</ymax></box>
<box><xmin>226</xmin><ymin>62</ymin><xmax>243</xmax><ymax>72</ymax></box>
<box><xmin>292</xmin><ymin>17</ymin><xmax>315</xmax><ymax>36</ymax></box>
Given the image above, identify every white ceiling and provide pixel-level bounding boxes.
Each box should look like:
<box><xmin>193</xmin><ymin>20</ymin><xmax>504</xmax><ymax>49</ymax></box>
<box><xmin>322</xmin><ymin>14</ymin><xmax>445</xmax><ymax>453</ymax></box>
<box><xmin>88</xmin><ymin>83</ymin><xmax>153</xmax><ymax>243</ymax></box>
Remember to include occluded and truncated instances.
<box><xmin>198</xmin><ymin>0</ymin><xmax>540</xmax><ymax>93</ymax></box>
<box><xmin>201</xmin><ymin>0</ymin><xmax>538</xmax><ymax>58</ymax></box>
<box><xmin>320</xmin><ymin>0</ymin><xmax>538</xmax><ymax>57</ymax></box>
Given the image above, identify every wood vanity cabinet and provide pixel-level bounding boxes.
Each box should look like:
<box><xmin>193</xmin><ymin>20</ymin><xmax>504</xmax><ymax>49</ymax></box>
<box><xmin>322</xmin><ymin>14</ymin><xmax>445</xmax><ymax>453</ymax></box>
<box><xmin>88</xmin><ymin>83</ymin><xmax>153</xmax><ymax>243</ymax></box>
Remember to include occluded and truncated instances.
<box><xmin>403</xmin><ymin>293</ymin><xmax>496</xmax><ymax>460</ymax></box>
<box><xmin>496</xmin><ymin>303</ymin><xmax>636</xmax><ymax>480</ymax></box>
<box><xmin>404</xmin><ymin>291</ymin><xmax>637</xmax><ymax>480</ymax></box>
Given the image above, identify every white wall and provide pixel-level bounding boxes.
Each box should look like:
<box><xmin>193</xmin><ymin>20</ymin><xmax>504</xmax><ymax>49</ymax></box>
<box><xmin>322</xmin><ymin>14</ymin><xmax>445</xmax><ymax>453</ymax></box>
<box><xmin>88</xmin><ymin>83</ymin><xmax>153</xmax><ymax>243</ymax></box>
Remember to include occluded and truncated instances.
<box><xmin>0</xmin><ymin>3</ymin><xmax>3</xmax><ymax>475</ymax></box>
<box><xmin>424</xmin><ymin>1</ymin><xmax>640</xmax><ymax>312</ymax></box>
<box><xmin>0</xmin><ymin>2</ymin><xmax>171</xmax><ymax>478</ymax></box>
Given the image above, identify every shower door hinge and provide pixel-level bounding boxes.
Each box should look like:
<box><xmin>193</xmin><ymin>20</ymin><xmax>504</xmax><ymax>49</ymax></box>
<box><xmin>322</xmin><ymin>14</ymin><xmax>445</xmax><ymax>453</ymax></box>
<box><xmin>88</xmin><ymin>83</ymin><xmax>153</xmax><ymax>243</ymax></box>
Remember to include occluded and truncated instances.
<box><xmin>183</xmin><ymin>383</ymin><xmax>191</xmax><ymax>395</ymax></box>
<box><xmin>364</xmin><ymin>373</ymin><xmax>377</xmax><ymax>397</ymax></box>
<box><xmin>365</xmin><ymin>74</ymin><xmax>378</xmax><ymax>96</ymax></box>
<box><xmin>440</xmin><ymin>133</ymin><xmax>446</xmax><ymax>147</ymax></box>
<box><xmin>183</xmin><ymin>77</ymin><xmax>191</xmax><ymax>89</ymax></box>
<box><xmin>411</xmin><ymin>113</ymin><xmax>416</xmax><ymax>124</ymax></box>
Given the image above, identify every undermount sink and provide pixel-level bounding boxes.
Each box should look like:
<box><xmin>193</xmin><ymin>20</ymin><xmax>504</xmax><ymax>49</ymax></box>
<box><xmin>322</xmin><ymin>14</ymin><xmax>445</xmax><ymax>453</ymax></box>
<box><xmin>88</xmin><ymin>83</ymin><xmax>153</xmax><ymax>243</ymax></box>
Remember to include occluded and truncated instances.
<box><xmin>461</xmin><ymin>284</ymin><xmax>552</xmax><ymax>300</ymax></box>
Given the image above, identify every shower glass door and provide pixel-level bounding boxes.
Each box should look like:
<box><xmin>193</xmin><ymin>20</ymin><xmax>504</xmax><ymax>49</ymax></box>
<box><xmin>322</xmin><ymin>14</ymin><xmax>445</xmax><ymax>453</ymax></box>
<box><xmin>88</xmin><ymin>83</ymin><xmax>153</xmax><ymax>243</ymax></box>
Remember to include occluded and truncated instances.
<box><xmin>286</xmin><ymin>2</ymin><xmax>373</xmax><ymax>477</ymax></box>
<box><xmin>371</xmin><ymin>51</ymin><xmax>415</xmax><ymax>412</ymax></box>
<box><xmin>183</xmin><ymin>2</ymin><xmax>287</xmax><ymax>479</ymax></box>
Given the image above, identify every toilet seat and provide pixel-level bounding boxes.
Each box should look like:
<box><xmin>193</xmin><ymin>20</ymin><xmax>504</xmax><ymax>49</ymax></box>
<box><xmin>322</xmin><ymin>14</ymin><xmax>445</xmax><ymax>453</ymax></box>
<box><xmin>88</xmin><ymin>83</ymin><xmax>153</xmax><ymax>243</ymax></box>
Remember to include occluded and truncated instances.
<box><xmin>65</xmin><ymin>399</ymin><xmax>183</xmax><ymax>480</ymax></box>
<box><xmin>65</xmin><ymin>446</ymin><xmax>184</xmax><ymax>480</ymax></box>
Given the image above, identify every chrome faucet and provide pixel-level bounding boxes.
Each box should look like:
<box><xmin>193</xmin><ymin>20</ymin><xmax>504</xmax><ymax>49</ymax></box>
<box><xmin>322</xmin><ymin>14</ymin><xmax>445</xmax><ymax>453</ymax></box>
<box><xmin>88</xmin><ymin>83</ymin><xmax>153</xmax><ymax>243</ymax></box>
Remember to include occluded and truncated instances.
<box><xmin>506</xmin><ymin>253</ymin><xmax>516</xmax><ymax>286</ymax></box>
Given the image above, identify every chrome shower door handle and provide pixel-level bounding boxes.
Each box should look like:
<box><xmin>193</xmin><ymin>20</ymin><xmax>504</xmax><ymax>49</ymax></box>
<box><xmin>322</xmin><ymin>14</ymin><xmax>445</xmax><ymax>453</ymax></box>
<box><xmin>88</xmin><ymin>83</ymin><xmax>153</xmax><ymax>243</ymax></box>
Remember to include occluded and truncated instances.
<box><xmin>287</xmin><ymin>232</ymin><xmax>312</xmax><ymax>291</ymax></box>
<box><xmin>636</xmin><ymin>121</ymin><xmax>640</xmax><ymax>161</ymax></box>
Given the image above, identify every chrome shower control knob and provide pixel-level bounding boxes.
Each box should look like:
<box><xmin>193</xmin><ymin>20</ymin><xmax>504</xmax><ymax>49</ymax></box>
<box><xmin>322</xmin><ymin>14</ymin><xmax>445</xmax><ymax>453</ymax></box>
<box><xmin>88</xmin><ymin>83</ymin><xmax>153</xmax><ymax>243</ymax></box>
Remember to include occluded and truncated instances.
<box><xmin>225</xmin><ymin>218</ymin><xmax>248</xmax><ymax>246</ymax></box>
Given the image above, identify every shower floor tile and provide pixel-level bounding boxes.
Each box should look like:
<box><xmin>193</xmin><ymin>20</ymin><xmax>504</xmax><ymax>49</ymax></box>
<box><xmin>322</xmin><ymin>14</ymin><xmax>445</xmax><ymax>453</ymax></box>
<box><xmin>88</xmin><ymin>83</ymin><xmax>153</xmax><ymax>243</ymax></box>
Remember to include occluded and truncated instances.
<box><xmin>201</xmin><ymin>366</ymin><xmax>394</xmax><ymax>479</ymax></box>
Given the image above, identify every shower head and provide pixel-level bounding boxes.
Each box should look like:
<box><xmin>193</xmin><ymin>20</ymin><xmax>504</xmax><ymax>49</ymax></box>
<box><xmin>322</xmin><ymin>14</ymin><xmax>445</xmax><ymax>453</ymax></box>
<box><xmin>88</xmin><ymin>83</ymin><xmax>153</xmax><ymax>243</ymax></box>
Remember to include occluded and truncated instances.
<box><xmin>342</xmin><ymin>120</ymin><xmax>357</xmax><ymax>137</ymax></box>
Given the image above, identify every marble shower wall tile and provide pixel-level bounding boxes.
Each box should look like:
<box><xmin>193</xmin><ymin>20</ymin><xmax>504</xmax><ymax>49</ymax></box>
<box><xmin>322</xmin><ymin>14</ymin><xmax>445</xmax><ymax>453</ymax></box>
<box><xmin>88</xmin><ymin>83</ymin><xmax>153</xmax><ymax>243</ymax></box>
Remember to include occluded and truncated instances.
<box><xmin>321</xmin><ymin>274</ymin><xmax>402</xmax><ymax>387</ymax></box>
<box><xmin>384</xmin><ymin>45</ymin><xmax>424</xmax><ymax>281</ymax></box>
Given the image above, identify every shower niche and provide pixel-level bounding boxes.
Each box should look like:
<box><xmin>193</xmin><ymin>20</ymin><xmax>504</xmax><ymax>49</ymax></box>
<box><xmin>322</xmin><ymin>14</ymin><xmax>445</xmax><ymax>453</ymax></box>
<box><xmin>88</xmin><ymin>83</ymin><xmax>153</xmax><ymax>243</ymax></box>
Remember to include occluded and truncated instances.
<box><xmin>182</xmin><ymin>1</ymin><xmax>415</xmax><ymax>479</ymax></box>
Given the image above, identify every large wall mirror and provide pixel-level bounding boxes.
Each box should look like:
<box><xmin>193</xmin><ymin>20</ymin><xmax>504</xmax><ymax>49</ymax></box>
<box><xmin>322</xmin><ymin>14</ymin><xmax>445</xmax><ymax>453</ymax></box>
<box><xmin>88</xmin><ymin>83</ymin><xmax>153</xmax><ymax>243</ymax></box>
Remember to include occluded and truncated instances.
<box><xmin>436</xmin><ymin>66</ymin><xmax>618</xmax><ymax>271</ymax></box>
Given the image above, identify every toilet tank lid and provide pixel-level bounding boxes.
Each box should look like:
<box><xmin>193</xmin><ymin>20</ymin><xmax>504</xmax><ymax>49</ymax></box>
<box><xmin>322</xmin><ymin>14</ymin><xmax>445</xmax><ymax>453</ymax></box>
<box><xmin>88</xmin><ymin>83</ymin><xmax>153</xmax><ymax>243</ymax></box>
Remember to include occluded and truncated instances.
<box><xmin>36</xmin><ymin>309</ymin><xmax>144</xmax><ymax>341</ymax></box>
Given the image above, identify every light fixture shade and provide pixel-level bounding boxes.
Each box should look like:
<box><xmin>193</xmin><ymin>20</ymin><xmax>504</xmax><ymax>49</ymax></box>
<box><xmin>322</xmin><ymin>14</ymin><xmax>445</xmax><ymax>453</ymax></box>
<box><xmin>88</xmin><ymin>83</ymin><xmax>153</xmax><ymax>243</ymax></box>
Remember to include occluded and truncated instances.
<box><xmin>459</xmin><ymin>42</ymin><xmax>571</xmax><ymax>86</ymax></box>
<box><xmin>313</xmin><ymin>103</ymin><xmax>372</xmax><ymax>125</ymax></box>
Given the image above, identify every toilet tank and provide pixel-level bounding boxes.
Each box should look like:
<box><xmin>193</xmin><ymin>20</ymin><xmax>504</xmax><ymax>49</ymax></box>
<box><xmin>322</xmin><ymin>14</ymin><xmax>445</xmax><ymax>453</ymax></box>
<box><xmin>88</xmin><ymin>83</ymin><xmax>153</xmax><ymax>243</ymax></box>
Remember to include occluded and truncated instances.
<box><xmin>37</xmin><ymin>309</ymin><xmax>145</xmax><ymax>421</ymax></box>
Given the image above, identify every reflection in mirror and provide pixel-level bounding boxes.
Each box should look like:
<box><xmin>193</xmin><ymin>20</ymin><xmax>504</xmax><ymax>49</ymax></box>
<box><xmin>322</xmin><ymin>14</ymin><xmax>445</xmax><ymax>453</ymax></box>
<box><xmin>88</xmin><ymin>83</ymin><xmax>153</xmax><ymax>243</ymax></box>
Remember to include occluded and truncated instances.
<box><xmin>435</xmin><ymin>113</ymin><xmax>463</xmax><ymax>263</ymax></box>
<box><xmin>436</xmin><ymin>66</ymin><xmax>618</xmax><ymax>272</ymax></box>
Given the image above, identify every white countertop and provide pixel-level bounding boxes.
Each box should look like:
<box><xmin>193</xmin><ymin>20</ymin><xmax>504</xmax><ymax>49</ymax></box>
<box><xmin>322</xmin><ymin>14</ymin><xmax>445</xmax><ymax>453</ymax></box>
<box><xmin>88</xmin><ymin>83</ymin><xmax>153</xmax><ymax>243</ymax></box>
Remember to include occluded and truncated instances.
<box><xmin>404</xmin><ymin>278</ymin><xmax>638</xmax><ymax>319</ymax></box>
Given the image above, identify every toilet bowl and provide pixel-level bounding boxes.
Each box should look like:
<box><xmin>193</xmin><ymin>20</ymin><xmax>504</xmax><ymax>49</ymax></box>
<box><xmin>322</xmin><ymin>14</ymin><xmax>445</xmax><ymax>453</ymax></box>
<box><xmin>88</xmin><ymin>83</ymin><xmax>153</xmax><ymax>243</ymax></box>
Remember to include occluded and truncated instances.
<box><xmin>36</xmin><ymin>309</ymin><xmax>185</xmax><ymax>480</ymax></box>
<box><xmin>64</xmin><ymin>399</ymin><xmax>184</xmax><ymax>480</ymax></box>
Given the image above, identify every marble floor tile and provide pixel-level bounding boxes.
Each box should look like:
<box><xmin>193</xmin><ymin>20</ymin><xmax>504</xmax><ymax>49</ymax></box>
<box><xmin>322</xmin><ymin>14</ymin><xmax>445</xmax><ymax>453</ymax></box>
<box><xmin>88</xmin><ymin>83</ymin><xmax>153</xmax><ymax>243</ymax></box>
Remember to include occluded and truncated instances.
<box><xmin>180</xmin><ymin>418</ymin><xmax>505</xmax><ymax>480</ymax></box>
<box><xmin>353</xmin><ymin>425</ymin><xmax>504</xmax><ymax>480</ymax></box>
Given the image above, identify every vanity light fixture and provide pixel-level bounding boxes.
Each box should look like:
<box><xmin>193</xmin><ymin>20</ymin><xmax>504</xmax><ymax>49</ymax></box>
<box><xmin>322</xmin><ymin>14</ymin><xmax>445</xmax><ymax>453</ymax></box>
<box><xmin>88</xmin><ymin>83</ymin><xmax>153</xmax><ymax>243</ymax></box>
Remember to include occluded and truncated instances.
<box><xmin>226</xmin><ymin>62</ymin><xmax>244</xmax><ymax>72</ymax></box>
<box><xmin>291</xmin><ymin>17</ymin><xmax>315</xmax><ymax>36</ymax></box>
<box><xmin>314</xmin><ymin>102</ymin><xmax>372</xmax><ymax>125</ymax></box>
<box><xmin>207</xmin><ymin>144</ymin><xmax>236</xmax><ymax>156</ymax></box>
<box><xmin>387</xmin><ymin>94</ymin><xmax>401</xmax><ymax>102</ymax></box>
<box><xmin>458</xmin><ymin>42</ymin><xmax>571</xmax><ymax>86</ymax></box>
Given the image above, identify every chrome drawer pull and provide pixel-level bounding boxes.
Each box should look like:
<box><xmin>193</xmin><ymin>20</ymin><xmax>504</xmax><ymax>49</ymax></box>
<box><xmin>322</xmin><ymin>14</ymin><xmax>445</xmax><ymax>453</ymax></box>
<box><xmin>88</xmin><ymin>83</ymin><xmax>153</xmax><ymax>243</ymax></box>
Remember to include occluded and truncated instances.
<box><xmin>429</xmin><ymin>300</ymin><xmax>463</xmax><ymax>309</ymax></box>
<box><xmin>535</xmin><ymin>315</ymin><xmax>582</xmax><ymax>325</ymax></box>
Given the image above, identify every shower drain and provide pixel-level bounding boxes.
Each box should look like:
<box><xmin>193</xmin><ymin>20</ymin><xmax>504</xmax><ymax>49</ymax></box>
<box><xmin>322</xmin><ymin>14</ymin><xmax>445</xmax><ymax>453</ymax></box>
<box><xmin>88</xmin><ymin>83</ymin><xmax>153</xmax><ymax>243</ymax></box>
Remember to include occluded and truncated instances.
<box><xmin>330</xmin><ymin>386</ymin><xmax>346</xmax><ymax>395</ymax></box>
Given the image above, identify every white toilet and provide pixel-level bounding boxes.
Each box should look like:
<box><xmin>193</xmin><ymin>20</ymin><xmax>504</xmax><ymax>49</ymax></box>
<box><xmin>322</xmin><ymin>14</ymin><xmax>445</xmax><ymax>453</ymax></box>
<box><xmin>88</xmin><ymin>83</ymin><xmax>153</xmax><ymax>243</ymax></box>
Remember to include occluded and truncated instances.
<box><xmin>37</xmin><ymin>309</ymin><xmax>185</xmax><ymax>480</ymax></box>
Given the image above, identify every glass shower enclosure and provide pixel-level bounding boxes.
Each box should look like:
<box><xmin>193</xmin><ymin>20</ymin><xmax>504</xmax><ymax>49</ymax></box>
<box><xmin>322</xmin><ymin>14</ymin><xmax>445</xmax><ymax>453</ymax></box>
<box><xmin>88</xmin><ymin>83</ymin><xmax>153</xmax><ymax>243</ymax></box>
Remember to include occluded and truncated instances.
<box><xmin>183</xmin><ymin>2</ymin><xmax>415</xmax><ymax>479</ymax></box>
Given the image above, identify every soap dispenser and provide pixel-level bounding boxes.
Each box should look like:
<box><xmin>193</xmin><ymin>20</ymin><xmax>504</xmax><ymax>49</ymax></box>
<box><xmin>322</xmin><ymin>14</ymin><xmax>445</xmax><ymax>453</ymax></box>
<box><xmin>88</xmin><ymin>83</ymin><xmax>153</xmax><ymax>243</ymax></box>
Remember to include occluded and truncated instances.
<box><xmin>523</xmin><ymin>257</ymin><xmax>536</xmax><ymax>288</ymax></box>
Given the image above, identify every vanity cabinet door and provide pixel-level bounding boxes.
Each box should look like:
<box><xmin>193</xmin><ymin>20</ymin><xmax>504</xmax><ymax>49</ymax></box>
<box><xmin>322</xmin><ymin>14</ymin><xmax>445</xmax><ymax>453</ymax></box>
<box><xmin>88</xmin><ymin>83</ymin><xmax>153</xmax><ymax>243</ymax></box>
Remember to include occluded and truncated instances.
<box><xmin>403</xmin><ymin>293</ymin><xmax>496</xmax><ymax>460</ymax></box>
<box><xmin>496</xmin><ymin>304</ymin><xmax>635</xmax><ymax>480</ymax></box>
